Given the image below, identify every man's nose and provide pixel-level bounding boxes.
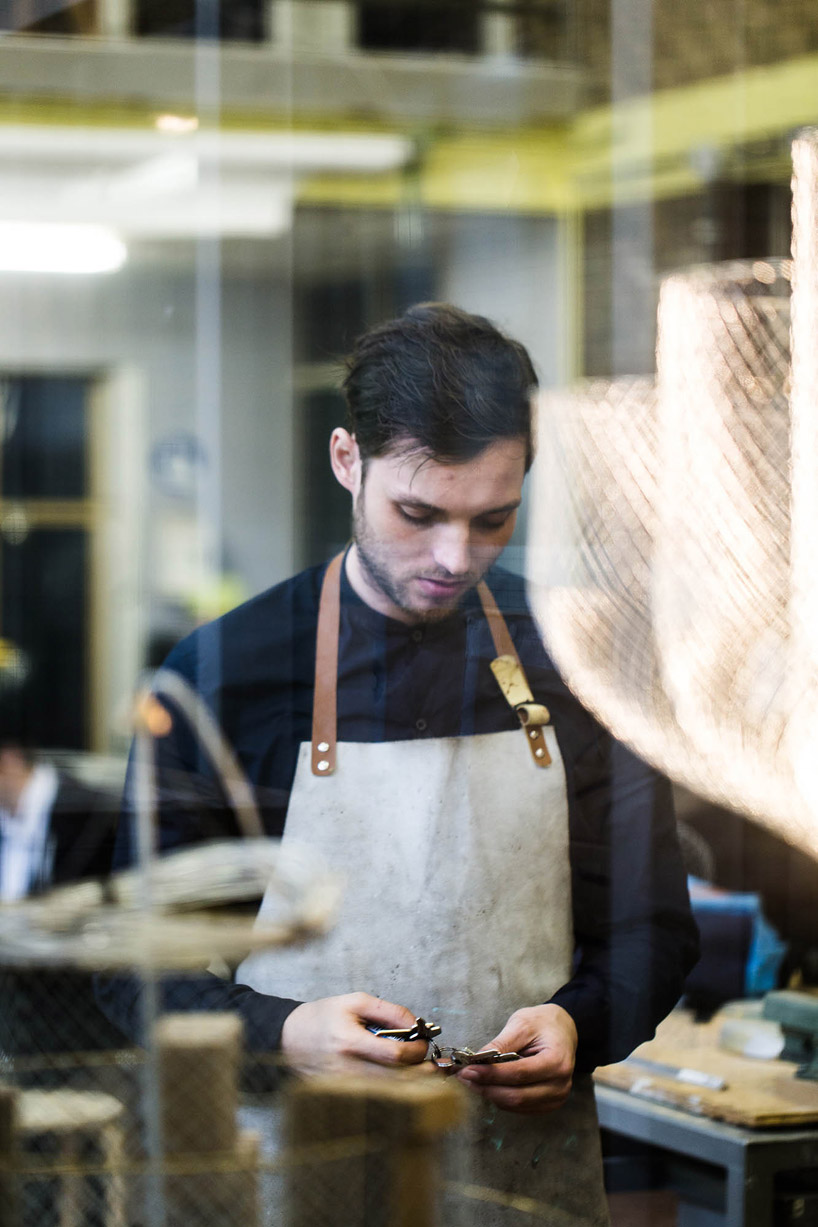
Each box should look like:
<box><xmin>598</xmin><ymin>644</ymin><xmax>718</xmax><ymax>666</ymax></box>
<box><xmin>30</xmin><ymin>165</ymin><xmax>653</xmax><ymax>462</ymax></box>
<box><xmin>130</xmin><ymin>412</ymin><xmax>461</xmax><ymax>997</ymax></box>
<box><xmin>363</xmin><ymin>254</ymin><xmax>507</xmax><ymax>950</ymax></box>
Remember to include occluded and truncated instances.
<box><xmin>431</xmin><ymin>524</ymin><xmax>472</xmax><ymax>576</ymax></box>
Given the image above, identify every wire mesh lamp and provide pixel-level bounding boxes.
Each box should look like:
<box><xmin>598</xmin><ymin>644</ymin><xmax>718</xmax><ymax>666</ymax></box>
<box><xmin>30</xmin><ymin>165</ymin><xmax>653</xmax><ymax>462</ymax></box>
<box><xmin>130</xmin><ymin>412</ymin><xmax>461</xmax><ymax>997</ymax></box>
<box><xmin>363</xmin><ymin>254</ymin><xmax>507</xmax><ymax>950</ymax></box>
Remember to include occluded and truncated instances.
<box><xmin>528</xmin><ymin>131</ymin><xmax>818</xmax><ymax>858</ymax></box>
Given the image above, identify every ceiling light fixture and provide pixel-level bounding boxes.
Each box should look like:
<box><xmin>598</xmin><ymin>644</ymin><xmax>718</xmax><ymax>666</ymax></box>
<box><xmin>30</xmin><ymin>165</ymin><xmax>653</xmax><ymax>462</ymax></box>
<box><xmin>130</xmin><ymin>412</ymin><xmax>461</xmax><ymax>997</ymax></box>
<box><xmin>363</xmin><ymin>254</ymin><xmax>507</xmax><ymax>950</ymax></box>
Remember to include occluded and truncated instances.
<box><xmin>0</xmin><ymin>222</ymin><xmax>127</xmax><ymax>274</ymax></box>
<box><xmin>0</xmin><ymin>125</ymin><xmax>413</xmax><ymax>173</ymax></box>
<box><xmin>155</xmin><ymin>114</ymin><xmax>200</xmax><ymax>135</ymax></box>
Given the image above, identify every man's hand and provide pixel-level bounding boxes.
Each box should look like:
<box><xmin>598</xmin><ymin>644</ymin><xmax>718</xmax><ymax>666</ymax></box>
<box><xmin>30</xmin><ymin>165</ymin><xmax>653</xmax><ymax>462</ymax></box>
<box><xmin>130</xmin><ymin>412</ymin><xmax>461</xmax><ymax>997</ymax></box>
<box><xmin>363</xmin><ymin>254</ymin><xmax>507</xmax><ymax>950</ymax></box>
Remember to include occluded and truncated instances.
<box><xmin>280</xmin><ymin>992</ymin><xmax>429</xmax><ymax>1073</ymax></box>
<box><xmin>455</xmin><ymin>1004</ymin><xmax>578</xmax><ymax>1114</ymax></box>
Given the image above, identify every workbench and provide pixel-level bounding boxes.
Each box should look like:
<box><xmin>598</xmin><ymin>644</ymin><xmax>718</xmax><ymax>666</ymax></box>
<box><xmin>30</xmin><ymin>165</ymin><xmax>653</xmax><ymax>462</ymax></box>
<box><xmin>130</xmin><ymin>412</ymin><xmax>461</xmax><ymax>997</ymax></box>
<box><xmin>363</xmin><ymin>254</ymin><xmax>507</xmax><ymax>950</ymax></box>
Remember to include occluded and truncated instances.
<box><xmin>593</xmin><ymin>1010</ymin><xmax>818</xmax><ymax>1226</ymax></box>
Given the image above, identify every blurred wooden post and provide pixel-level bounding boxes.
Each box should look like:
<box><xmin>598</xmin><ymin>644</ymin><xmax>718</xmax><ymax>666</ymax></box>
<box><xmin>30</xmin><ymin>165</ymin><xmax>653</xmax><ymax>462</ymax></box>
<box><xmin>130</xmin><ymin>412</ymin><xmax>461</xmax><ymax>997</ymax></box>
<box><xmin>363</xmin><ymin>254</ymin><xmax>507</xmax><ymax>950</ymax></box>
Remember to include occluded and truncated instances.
<box><xmin>0</xmin><ymin>1083</ymin><xmax>18</xmax><ymax>1227</ymax></box>
<box><xmin>285</xmin><ymin>1070</ymin><xmax>464</xmax><ymax>1227</ymax></box>
<box><xmin>156</xmin><ymin>1013</ymin><xmax>260</xmax><ymax>1227</ymax></box>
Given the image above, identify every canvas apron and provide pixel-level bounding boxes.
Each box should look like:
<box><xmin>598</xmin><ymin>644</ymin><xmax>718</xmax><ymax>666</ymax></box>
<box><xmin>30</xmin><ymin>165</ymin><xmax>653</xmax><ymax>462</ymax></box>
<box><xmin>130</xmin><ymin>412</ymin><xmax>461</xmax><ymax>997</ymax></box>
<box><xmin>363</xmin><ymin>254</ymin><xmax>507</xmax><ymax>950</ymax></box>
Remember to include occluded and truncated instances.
<box><xmin>240</xmin><ymin>556</ymin><xmax>609</xmax><ymax>1226</ymax></box>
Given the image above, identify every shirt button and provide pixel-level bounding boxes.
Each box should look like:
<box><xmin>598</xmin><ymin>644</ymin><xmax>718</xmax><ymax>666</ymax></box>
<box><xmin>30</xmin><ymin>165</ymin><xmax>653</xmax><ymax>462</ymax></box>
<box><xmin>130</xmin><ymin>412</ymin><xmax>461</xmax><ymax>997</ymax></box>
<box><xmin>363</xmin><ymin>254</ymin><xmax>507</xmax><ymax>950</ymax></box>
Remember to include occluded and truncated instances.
<box><xmin>411</xmin><ymin>629</ymin><xmax>423</xmax><ymax>643</ymax></box>
<box><xmin>415</xmin><ymin>718</ymin><xmax>427</xmax><ymax>732</ymax></box>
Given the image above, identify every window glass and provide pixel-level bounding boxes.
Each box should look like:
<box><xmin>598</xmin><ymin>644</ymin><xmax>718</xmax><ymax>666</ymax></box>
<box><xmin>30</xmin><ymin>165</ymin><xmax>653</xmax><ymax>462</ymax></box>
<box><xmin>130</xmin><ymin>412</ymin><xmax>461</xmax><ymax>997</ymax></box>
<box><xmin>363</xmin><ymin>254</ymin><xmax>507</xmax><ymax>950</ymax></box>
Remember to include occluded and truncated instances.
<box><xmin>0</xmin><ymin>6</ymin><xmax>816</xmax><ymax>1210</ymax></box>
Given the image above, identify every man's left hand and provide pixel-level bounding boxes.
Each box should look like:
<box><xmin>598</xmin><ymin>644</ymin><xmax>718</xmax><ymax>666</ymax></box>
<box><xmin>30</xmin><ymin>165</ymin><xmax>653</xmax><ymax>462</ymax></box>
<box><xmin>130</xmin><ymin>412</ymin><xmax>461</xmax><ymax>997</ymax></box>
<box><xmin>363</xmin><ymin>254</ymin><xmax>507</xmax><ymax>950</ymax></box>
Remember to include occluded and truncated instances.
<box><xmin>455</xmin><ymin>1003</ymin><xmax>577</xmax><ymax>1114</ymax></box>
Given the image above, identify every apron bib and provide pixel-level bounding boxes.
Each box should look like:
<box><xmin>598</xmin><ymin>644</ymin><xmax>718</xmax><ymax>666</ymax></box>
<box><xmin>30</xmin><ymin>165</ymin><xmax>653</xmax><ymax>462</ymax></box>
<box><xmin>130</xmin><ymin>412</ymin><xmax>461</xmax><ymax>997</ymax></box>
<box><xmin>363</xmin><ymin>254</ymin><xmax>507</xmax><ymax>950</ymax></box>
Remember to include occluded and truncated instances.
<box><xmin>239</xmin><ymin>558</ymin><xmax>609</xmax><ymax>1226</ymax></box>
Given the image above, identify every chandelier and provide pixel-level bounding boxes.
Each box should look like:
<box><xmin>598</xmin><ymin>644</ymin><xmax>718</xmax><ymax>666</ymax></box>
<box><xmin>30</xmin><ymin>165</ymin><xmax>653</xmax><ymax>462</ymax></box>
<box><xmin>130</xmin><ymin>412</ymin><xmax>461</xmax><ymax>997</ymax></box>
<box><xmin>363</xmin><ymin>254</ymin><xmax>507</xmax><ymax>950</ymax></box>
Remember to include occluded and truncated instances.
<box><xmin>528</xmin><ymin>131</ymin><xmax>818</xmax><ymax>858</ymax></box>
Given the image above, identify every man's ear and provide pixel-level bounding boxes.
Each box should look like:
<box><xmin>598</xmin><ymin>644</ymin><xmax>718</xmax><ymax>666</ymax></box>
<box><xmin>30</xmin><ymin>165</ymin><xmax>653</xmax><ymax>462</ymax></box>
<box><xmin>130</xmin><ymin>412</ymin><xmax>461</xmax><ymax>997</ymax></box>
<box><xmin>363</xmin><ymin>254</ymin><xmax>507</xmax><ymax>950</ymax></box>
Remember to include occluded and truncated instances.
<box><xmin>329</xmin><ymin>428</ymin><xmax>362</xmax><ymax>495</ymax></box>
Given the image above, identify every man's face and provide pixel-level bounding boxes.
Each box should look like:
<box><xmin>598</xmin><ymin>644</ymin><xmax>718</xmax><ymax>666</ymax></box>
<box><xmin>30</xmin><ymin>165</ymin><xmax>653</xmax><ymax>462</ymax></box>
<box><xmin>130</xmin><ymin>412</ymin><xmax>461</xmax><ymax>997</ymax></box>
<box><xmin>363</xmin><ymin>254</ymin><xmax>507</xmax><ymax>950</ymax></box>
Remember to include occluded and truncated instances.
<box><xmin>346</xmin><ymin>438</ymin><xmax>526</xmax><ymax>622</ymax></box>
<box><xmin>0</xmin><ymin>747</ymin><xmax>32</xmax><ymax>814</ymax></box>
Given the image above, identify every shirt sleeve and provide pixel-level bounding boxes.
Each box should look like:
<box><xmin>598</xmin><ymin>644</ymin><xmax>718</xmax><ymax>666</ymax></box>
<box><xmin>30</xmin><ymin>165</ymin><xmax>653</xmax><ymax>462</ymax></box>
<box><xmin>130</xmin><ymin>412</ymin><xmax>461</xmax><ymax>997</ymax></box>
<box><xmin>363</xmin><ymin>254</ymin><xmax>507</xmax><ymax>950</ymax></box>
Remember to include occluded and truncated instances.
<box><xmin>549</xmin><ymin>730</ymin><xmax>700</xmax><ymax>1072</ymax></box>
<box><xmin>94</xmin><ymin>969</ymin><xmax>301</xmax><ymax>1055</ymax></box>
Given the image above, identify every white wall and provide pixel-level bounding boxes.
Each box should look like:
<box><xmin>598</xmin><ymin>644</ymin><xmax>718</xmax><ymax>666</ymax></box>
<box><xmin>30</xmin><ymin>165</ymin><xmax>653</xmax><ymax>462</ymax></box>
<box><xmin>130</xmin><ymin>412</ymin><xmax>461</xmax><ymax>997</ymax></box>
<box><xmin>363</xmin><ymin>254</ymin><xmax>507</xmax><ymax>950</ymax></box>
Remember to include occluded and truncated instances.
<box><xmin>440</xmin><ymin>213</ymin><xmax>561</xmax><ymax>386</ymax></box>
<box><xmin>440</xmin><ymin>212</ymin><xmax>562</xmax><ymax>572</ymax></box>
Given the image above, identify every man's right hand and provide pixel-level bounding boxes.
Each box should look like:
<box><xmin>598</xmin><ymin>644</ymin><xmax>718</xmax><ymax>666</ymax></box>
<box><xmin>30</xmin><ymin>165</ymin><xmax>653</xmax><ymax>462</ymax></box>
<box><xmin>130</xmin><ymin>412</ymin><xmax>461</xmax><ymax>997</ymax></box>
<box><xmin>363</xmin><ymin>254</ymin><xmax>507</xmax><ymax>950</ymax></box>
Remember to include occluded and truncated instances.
<box><xmin>280</xmin><ymin>992</ymin><xmax>429</xmax><ymax>1071</ymax></box>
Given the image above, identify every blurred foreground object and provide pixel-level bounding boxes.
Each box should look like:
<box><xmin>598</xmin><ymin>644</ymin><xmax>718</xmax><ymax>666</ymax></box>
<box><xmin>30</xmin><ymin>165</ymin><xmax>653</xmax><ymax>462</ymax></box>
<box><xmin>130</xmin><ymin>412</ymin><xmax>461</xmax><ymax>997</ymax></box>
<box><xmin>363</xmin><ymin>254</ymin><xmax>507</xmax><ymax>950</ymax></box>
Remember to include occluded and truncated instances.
<box><xmin>285</xmin><ymin>1068</ymin><xmax>464</xmax><ymax>1227</ymax></box>
<box><xmin>0</xmin><ymin>668</ymin><xmax>341</xmax><ymax>1227</ymax></box>
<box><xmin>0</xmin><ymin>837</ymin><xmax>340</xmax><ymax>971</ymax></box>
<box><xmin>157</xmin><ymin>1013</ymin><xmax>261</xmax><ymax>1227</ymax></box>
<box><xmin>0</xmin><ymin>668</ymin><xmax>339</xmax><ymax>973</ymax></box>
<box><xmin>0</xmin><ymin>1013</ymin><xmax>258</xmax><ymax>1227</ymax></box>
<box><xmin>529</xmin><ymin>130</ymin><xmax>818</xmax><ymax>857</ymax></box>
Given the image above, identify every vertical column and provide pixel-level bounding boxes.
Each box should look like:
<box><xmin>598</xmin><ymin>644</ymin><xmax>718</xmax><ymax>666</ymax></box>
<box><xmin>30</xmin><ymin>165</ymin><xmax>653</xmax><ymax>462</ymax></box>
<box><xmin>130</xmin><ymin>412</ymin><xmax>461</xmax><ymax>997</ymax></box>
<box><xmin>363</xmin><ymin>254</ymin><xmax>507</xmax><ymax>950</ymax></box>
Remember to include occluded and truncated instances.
<box><xmin>557</xmin><ymin>209</ymin><xmax>584</xmax><ymax>384</ymax></box>
<box><xmin>194</xmin><ymin>0</ymin><xmax>224</xmax><ymax>631</ymax></box>
<box><xmin>270</xmin><ymin>0</ymin><xmax>356</xmax><ymax>53</ymax></box>
<box><xmin>481</xmin><ymin>0</ymin><xmax>517</xmax><ymax>58</ymax></box>
<box><xmin>97</xmin><ymin>0</ymin><xmax>131</xmax><ymax>37</ymax></box>
<box><xmin>608</xmin><ymin>0</ymin><xmax>655</xmax><ymax>1112</ymax></box>
<box><xmin>610</xmin><ymin>0</ymin><xmax>654</xmax><ymax>376</ymax></box>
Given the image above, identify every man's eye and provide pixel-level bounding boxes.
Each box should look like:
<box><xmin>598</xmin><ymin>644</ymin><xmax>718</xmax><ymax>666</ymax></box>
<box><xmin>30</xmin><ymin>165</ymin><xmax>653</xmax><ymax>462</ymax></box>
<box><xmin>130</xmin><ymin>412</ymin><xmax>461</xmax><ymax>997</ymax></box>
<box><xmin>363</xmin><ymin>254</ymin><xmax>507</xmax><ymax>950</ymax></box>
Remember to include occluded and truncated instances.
<box><xmin>476</xmin><ymin>514</ymin><xmax>512</xmax><ymax>532</ymax></box>
<box><xmin>398</xmin><ymin>507</ymin><xmax>433</xmax><ymax>525</ymax></box>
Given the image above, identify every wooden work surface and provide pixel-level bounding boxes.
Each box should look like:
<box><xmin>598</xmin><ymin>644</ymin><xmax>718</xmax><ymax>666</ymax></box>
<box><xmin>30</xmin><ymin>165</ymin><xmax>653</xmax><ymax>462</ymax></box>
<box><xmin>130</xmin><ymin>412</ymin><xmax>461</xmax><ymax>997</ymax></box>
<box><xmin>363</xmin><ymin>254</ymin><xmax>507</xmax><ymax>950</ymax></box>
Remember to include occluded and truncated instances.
<box><xmin>594</xmin><ymin>1009</ymin><xmax>818</xmax><ymax>1129</ymax></box>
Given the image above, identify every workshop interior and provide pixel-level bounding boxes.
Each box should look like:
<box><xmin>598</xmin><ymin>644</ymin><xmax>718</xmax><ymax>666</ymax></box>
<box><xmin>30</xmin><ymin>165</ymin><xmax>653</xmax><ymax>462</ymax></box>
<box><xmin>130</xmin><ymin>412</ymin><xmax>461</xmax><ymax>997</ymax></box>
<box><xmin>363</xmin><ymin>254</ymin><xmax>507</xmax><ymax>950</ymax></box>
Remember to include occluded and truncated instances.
<box><xmin>0</xmin><ymin>1</ymin><xmax>817</xmax><ymax>1225</ymax></box>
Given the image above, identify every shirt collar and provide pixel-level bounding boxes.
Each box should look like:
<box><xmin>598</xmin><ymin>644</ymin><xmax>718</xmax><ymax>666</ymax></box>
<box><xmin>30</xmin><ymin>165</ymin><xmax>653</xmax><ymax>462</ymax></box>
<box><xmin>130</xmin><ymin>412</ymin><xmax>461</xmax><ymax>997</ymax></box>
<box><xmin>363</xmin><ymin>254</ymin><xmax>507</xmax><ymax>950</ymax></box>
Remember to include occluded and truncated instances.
<box><xmin>0</xmin><ymin>762</ymin><xmax>59</xmax><ymax>840</ymax></box>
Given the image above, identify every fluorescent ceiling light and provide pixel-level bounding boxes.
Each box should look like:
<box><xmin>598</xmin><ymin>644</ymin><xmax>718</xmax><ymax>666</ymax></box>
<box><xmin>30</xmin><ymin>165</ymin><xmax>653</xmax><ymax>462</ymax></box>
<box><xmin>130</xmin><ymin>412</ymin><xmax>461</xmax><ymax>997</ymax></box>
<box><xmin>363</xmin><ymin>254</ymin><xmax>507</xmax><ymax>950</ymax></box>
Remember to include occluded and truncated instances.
<box><xmin>155</xmin><ymin>114</ymin><xmax>200</xmax><ymax>135</ymax></box>
<box><xmin>0</xmin><ymin>125</ymin><xmax>414</xmax><ymax>173</ymax></box>
<box><xmin>0</xmin><ymin>174</ymin><xmax>293</xmax><ymax>238</ymax></box>
<box><xmin>0</xmin><ymin>222</ymin><xmax>127</xmax><ymax>274</ymax></box>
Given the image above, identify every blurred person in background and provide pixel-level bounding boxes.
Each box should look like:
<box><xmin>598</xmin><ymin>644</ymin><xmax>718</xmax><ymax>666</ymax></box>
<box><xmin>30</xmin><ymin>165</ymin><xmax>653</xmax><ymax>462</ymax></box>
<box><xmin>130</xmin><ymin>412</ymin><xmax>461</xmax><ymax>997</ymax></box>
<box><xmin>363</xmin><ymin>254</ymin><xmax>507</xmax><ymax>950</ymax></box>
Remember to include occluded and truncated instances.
<box><xmin>0</xmin><ymin>693</ymin><xmax>125</xmax><ymax>1063</ymax></box>
<box><xmin>0</xmin><ymin>738</ymin><xmax>118</xmax><ymax>900</ymax></box>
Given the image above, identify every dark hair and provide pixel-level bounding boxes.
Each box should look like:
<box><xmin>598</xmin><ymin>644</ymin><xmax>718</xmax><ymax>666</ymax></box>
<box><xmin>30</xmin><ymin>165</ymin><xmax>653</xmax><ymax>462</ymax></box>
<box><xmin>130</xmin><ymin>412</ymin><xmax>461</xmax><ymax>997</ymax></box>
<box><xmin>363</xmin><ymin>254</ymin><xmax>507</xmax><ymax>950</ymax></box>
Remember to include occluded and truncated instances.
<box><xmin>342</xmin><ymin>303</ymin><xmax>537</xmax><ymax>469</ymax></box>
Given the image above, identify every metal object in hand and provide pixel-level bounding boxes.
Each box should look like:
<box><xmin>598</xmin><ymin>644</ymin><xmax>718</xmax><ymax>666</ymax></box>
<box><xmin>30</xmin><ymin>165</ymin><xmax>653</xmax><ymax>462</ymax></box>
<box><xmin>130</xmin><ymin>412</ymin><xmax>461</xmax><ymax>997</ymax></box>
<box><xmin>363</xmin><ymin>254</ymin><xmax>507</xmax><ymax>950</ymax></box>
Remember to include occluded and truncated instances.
<box><xmin>366</xmin><ymin>1016</ymin><xmax>442</xmax><ymax>1042</ymax></box>
<box><xmin>431</xmin><ymin>1044</ymin><xmax>520</xmax><ymax>1071</ymax></box>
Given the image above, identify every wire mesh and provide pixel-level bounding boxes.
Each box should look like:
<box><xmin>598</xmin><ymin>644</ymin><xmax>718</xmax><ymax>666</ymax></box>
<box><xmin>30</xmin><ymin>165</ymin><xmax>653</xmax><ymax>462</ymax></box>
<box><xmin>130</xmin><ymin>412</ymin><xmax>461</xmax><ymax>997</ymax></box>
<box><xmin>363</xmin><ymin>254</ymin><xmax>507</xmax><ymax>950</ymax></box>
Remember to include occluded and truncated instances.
<box><xmin>0</xmin><ymin>990</ymin><xmax>471</xmax><ymax>1227</ymax></box>
<box><xmin>0</xmin><ymin>663</ymin><xmax>466</xmax><ymax>1227</ymax></box>
<box><xmin>528</xmin><ymin>132</ymin><xmax>818</xmax><ymax>857</ymax></box>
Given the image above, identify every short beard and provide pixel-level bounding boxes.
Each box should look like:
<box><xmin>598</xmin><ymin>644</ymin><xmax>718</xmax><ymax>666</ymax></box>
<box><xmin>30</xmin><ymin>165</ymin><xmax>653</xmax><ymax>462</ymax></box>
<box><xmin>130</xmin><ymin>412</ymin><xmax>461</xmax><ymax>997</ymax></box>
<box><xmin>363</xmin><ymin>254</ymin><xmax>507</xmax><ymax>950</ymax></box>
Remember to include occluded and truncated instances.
<box><xmin>353</xmin><ymin>490</ymin><xmax>460</xmax><ymax>623</ymax></box>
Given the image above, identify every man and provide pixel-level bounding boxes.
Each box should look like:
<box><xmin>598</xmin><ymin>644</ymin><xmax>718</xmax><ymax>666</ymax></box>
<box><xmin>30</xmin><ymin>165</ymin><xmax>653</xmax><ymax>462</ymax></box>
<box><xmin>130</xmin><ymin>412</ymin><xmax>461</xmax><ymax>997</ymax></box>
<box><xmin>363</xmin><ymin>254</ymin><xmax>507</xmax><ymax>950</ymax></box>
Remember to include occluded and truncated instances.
<box><xmin>104</xmin><ymin>304</ymin><xmax>698</xmax><ymax>1224</ymax></box>
<box><xmin>0</xmin><ymin>740</ymin><xmax>118</xmax><ymax>900</ymax></box>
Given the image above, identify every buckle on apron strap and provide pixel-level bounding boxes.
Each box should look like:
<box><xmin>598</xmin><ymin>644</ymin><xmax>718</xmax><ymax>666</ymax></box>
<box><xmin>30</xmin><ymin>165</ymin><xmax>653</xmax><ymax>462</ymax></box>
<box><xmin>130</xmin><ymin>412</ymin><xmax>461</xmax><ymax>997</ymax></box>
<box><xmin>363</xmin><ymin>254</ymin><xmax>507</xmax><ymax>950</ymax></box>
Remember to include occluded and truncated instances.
<box><xmin>489</xmin><ymin>655</ymin><xmax>552</xmax><ymax>768</ymax></box>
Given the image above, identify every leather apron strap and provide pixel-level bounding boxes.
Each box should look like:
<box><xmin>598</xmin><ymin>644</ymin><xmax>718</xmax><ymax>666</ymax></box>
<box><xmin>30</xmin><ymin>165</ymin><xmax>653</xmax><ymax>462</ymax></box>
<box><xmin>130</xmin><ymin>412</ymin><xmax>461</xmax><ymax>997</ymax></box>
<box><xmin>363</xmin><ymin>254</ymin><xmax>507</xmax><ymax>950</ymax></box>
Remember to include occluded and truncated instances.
<box><xmin>477</xmin><ymin>579</ymin><xmax>552</xmax><ymax>767</ymax></box>
<box><xmin>311</xmin><ymin>553</ymin><xmax>552</xmax><ymax>775</ymax></box>
<box><xmin>310</xmin><ymin>552</ymin><xmax>343</xmax><ymax>776</ymax></box>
